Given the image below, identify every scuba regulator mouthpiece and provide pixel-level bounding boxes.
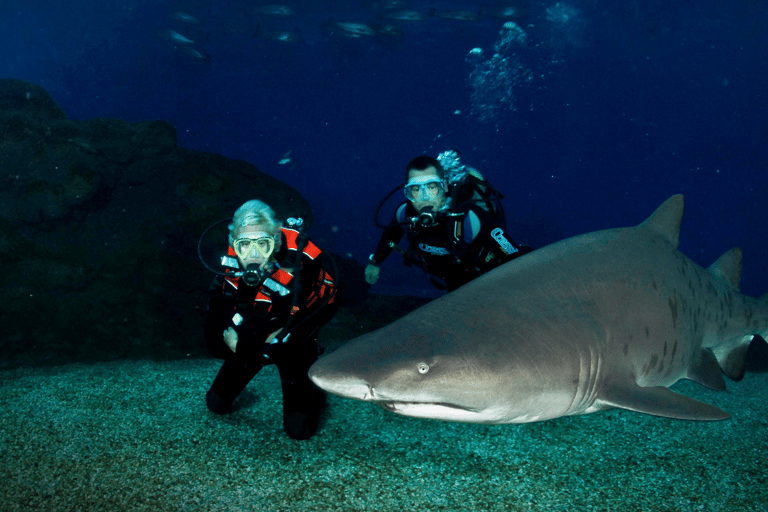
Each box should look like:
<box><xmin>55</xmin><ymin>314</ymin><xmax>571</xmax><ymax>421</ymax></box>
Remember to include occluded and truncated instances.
<box><xmin>414</xmin><ymin>206</ymin><xmax>441</xmax><ymax>229</ymax></box>
<box><xmin>241</xmin><ymin>263</ymin><xmax>269</xmax><ymax>288</ymax></box>
<box><xmin>417</xmin><ymin>212</ymin><xmax>439</xmax><ymax>228</ymax></box>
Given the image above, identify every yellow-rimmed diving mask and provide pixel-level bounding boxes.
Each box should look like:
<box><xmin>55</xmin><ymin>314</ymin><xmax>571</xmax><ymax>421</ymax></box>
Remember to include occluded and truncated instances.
<box><xmin>232</xmin><ymin>233</ymin><xmax>276</xmax><ymax>262</ymax></box>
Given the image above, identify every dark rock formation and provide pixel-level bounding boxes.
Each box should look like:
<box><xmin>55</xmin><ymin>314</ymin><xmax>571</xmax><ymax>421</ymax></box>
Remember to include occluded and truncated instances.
<box><xmin>0</xmin><ymin>78</ymin><xmax>317</xmax><ymax>367</ymax></box>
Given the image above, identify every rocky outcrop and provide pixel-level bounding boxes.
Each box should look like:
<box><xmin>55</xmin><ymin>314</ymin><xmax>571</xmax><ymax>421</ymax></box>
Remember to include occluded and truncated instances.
<box><xmin>0</xmin><ymin>78</ymin><xmax>314</xmax><ymax>366</ymax></box>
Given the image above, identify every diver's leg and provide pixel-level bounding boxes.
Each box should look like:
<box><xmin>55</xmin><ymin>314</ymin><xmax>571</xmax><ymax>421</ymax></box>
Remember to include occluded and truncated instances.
<box><xmin>206</xmin><ymin>357</ymin><xmax>262</xmax><ymax>414</ymax></box>
<box><xmin>275</xmin><ymin>336</ymin><xmax>326</xmax><ymax>440</ymax></box>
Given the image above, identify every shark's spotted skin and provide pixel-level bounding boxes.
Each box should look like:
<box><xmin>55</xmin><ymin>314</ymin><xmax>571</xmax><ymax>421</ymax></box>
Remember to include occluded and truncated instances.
<box><xmin>310</xmin><ymin>195</ymin><xmax>768</xmax><ymax>423</ymax></box>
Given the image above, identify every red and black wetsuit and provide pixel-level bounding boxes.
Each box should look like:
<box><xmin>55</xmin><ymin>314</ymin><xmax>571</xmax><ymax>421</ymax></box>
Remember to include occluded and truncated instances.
<box><xmin>203</xmin><ymin>227</ymin><xmax>339</xmax><ymax>440</ymax></box>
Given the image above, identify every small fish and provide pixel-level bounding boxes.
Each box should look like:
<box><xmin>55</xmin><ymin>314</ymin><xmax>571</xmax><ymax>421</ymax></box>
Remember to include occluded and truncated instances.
<box><xmin>254</xmin><ymin>4</ymin><xmax>295</xmax><ymax>16</ymax></box>
<box><xmin>384</xmin><ymin>10</ymin><xmax>426</xmax><ymax>21</ymax></box>
<box><xmin>373</xmin><ymin>24</ymin><xmax>404</xmax><ymax>36</ymax></box>
<box><xmin>255</xmin><ymin>27</ymin><xmax>300</xmax><ymax>43</ymax></box>
<box><xmin>479</xmin><ymin>3</ymin><xmax>529</xmax><ymax>19</ymax></box>
<box><xmin>323</xmin><ymin>21</ymin><xmax>376</xmax><ymax>38</ymax></box>
<box><xmin>429</xmin><ymin>9</ymin><xmax>482</xmax><ymax>21</ymax></box>
<box><xmin>166</xmin><ymin>30</ymin><xmax>194</xmax><ymax>45</ymax></box>
<box><xmin>172</xmin><ymin>12</ymin><xmax>200</xmax><ymax>23</ymax></box>
<box><xmin>177</xmin><ymin>45</ymin><xmax>211</xmax><ymax>61</ymax></box>
<box><xmin>278</xmin><ymin>150</ymin><xmax>292</xmax><ymax>165</ymax></box>
<box><xmin>380</xmin><ymin>0</ymin><xmax>409</xmax><ymax>9</ymax></box>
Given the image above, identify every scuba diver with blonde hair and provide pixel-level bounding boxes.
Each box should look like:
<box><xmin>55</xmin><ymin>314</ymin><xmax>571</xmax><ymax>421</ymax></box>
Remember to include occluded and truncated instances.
<box><xmin>201</xmin><ymin>199</ymin><xmax>339</xmax><ymax>440</ymax></box>
<box><xmin>366</xmin><ymin>151</ymin><xmax>532</xmax><ymax>292</ymax></box>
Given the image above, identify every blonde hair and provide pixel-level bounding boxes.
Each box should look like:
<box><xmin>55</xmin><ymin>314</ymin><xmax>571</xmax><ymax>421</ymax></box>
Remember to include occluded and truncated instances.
<box><xmin>228</xmin><ymin>200</ymin><xmax>283</xmax><ymax>250</ymax></box>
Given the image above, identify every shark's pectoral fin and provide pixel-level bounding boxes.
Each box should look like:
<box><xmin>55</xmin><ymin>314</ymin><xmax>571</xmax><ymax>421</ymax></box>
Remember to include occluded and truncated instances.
<box><xmin>598</xmin><ymin>379</ymin><xmax>730</xmax><ymax>421</ymax></box>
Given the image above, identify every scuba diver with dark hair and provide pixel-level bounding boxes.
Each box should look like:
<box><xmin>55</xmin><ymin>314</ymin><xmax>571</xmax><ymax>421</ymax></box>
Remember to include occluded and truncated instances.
<box><xmin>202</xmin><ymin>199</ymin><xmax>339</xmax><ymax>440</ymax></box>
<box><xmin>365</xmin><ymin>151</ymin><xmax>532</xmax><ymax>292</ymax></box>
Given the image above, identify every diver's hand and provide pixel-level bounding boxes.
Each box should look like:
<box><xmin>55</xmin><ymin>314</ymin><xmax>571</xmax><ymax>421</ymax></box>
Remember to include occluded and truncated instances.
<box><xmin>264</xmin><ymin>328</ymin><xmax>284</xmax><ymax>345</ymax></box>
<box><xmin>223</xmin><ymin>327</ymin><xmax>239</xmax><ymax>352</ymax></box>
<box><xmin>364</xmin><ymin>263</ymin><xmax>380</xmax><ymax>285</ymax></box>
<box><xmin>261</xmin><ymin>329</ymin><xmax>285</xmax><ymax>362</ymax></box>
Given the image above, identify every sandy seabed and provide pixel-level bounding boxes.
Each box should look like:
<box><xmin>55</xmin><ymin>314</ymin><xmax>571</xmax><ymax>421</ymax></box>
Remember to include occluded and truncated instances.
<box><xmin>0</xmin><ymin>359</ymin><xmax>766</xmax><ymax>512</ymax></box>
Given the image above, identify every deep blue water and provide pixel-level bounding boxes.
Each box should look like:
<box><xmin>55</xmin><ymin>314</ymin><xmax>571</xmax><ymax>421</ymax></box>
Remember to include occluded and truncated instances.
<box><xmin>4</xmin><ymin>0</ymin><xmax>767</xmax><ymax>297</ymax></box>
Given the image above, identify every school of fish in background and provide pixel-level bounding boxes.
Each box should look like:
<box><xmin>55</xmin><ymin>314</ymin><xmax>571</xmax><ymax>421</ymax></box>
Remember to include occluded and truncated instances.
<box><xmin>162</xmin><ymin>1</ymin><xmax>534</xmax><ymax>60</ymax></box>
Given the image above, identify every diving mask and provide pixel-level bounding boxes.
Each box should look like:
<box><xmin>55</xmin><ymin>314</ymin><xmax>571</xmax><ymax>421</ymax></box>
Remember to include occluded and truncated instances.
<box><xmin>232</xmin><ymin>232</ymin><xmax>276</xmax><ymax>262</ymax></box>
<box><xmin>404</xmin><ymin>176</ymin><xmax>445</xmax><ymax>202</ymax></box>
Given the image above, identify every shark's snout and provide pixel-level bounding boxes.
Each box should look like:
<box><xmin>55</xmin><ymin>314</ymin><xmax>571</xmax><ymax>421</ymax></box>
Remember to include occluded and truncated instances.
<box><xmin>309</xmin><ymin>356</ymin><xmax>375</xmax><ymax>401</ymax></box>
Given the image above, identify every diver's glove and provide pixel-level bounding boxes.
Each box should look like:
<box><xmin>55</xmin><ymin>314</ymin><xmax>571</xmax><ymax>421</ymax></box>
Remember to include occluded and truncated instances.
<box><xmin>222</xmin><ymin>312</ymin><xmax>247</xmax><ymax>352</ymax></box>
<box><xmin>223</xmin><ymin>327</ymin><xmax>239</xmax><ymax>352</ymax></box>
<box><xmin>261</xmin><ymin>328</ymin><xmax>286</xmax><ymax>362</ymax></box>
<box><xmin>223</xmin><ymin>324</ymin><xmax>257</xmax><ymax>353</ymax></box>
<box><xmin>223</xmin><ymin>313</ymin><xmax>262</xmax><ymax>361</ymax></box>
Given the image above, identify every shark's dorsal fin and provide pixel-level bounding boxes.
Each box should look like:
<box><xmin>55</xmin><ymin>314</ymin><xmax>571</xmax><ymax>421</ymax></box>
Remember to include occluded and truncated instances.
<box><xmin>638</xmin><ymin>194</ymin><xmax>684</xmax><ymax>249</ymax></box>
<box><xmin>708</xmin><ymin>247</ymin><xmax>742</xmax><ymax>292</ymax></box>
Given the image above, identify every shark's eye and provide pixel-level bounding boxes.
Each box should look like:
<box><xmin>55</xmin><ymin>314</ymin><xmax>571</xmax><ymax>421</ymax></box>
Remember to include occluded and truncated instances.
<box><xmin>417</xmin><ymin>362</ymin><xmax>429</xmax><ymax>374</ymax></box>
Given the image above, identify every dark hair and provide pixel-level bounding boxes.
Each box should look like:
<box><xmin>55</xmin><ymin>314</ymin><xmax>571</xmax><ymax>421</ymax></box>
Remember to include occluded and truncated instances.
<box><xmin>405</xmin><ymin>156</ymin><xmax>444</xmax><ymax>182</ymax></box>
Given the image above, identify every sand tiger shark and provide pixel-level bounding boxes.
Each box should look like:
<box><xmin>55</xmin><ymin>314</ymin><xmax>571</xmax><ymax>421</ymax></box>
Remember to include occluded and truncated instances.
<box><xmin>310</xmin><ymin>195</ymin><xmax>768</xmax><ymax>423</ymax></box>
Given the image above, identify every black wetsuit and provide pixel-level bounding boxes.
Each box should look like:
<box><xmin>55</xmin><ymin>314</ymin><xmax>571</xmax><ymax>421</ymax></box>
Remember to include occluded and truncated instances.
<box><xmin>203</xmin><ymin>227</ymin><xmax>339</xmax><ymax>440</ymax></box>
<box><xmin>370</xmin><ymin>180</ymin><xmax>531</xmax><ymax>291</ymax></box>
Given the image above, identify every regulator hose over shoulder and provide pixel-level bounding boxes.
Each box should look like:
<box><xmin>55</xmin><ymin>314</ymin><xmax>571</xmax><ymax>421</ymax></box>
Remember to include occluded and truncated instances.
<box><xmin>198</xmin><ymin>217</ymin><xmax>237</xmax><ymax>277</ymax></box>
